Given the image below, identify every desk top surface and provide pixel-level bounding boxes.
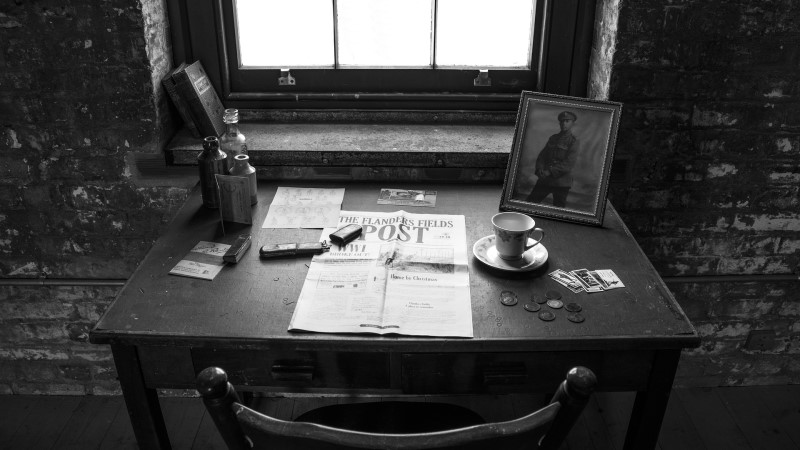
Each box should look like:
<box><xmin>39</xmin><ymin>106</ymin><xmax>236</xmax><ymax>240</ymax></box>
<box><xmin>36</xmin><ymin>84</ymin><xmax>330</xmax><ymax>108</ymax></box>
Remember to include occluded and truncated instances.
<box><xmin>90</xmin><ymin>182</ymin><xmax>698</xmax><ymax>352</ymax></box>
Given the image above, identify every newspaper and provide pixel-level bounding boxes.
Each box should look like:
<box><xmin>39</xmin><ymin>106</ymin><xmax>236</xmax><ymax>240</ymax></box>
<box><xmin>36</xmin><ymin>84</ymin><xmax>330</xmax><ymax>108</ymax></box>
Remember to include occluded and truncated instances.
<box><xmin>288</xmin><ymin>210</ymin><xmax>473</xmax><ymax>337</ymax></box>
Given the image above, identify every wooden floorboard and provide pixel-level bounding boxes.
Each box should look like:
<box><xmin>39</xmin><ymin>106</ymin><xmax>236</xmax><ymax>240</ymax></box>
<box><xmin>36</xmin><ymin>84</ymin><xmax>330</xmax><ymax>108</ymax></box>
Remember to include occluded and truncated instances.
<box><xmin>97</xmin><ymin>399</ymin><xmax>138</xmax><ymax>450</ymax></box>
<box><xmin>675</xmin><ymin>387</ymin><xmax>752</xmax><ymax>450</ymax></box>
<box><xmin>2</xmin><ymin>385</ymin><xmax>800</xmax><ymax>450</ymax></box>
<box><xmin>566</xmin><ymin>396</ymin><xmax>615</xmax><ymax>450</ymax></box>
<box><xmin>0</xmin><ymin>395</ymin><xmax>40</xmax><ymax>441</ymax></box>
<box><xmin>657</xmin><ymin>388</ymin><xmax>706</xmax><ymax>450</ymax></box>
<box><xmin>594</xmin><ymin>391</ymin><xmax>635</xmax><ymax>450</ymax></box>
<box><xmin>50</xmin><ymin>396</ymin><xmax>120</xmax><ymax>450</ymax></box>
<box><xmin>717</xmin><ymin>386</ymin><xmax>800</xmax><ymax>450</ymax></box>
<box><xmin>7</xmin><ymin>396</ymin><xmax>82</xmax><ymax>449</ymax></box>
<box><xmin>161</xmin><ymin>397</ymin><xmax>208</xmax><ymax>450</ymax></box>
<box><xmin>755</xmin><ymin>385</ymin><xmax>800</xmax><ymax>448</ymax></box>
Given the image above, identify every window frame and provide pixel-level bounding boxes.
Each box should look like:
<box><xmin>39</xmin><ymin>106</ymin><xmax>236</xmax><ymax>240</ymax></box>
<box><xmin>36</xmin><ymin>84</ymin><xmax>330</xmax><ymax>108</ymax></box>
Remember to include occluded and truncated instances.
<box><xmin>167</xmin><ymin>0</ymin><xmax>597</xmax><ymax>112</ymax></box>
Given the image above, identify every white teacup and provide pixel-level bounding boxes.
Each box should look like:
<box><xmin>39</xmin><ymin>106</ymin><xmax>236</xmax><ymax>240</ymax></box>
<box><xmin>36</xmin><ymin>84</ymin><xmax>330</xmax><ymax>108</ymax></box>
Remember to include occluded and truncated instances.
<box><xmin>491</xmin><ymin>212</ymin><xmax>545</xmax><ymax>260</ymax></box>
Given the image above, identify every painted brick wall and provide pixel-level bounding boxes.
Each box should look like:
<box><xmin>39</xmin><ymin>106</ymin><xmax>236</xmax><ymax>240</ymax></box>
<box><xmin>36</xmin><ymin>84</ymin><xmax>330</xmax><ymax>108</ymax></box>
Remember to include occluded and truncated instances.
<box><xmin>607</xmin><ymin>0</ymin><xmax>800</xmax><ymax>385</ymax></box>
<box><xmin>0</xmin><ymin>0</ymin><xmax>190</xmax><ymax>394</ymax></box>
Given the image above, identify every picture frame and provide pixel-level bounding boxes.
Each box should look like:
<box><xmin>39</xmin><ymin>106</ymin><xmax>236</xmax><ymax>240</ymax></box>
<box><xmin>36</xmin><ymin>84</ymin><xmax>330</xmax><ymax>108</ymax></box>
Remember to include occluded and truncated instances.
<box><xmin>500</xmin><ymin>91</ymin><xmax>622</xmax><ymax>226</ymax></box>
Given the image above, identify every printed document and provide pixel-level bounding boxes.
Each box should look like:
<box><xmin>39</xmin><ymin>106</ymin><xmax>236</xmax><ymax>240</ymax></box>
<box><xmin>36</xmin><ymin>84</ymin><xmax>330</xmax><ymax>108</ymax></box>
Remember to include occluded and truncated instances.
<box><xmin>288</xmin><ymin>210</ymin><xmax>473</xmax><ymax>337</ymax></box>
<box><xmin>262</xmin><ymin>187</ymin><xmax>345</xmax><ymax>229</ymax></box>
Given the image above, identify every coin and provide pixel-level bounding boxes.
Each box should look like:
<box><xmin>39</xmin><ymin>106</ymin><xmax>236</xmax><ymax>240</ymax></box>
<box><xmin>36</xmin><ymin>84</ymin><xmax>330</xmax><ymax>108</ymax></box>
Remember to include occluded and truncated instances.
<box><xmin>533</xmin><ymin>294</ymin><xmax>548</xmax><ymax>304</ymax></box>
<box><xmin>538</xmin><ymin>311</ymin><xmax>555</xmax><ymax>321</ymax></box>
<box><xmin>545</xmin><ymin>290</ymin><xmax>562</xmax><ymax>300</ymax></box>
<box><xmin>565</xmin><ymin>302</ymin><xmax>582</xmax><ymax>312</ymax></box>
<box><xmin>524</xmin><ymin>303</ymin><xmax>541</xmax><ymax>312</ymax></box>
<box><xmin>500</xmin><ymin>290</ymin><xmax>518</xmax><ymax>306</ymax></box>
<box><xmin>546</xmin><ymin>299</ymin><xmax>563</xmax><ymax>309</ymax></box>
<box><xmin>567</xmin><ymin>313</ymin><xmax>585</xmax><ymax>323</ymax></box>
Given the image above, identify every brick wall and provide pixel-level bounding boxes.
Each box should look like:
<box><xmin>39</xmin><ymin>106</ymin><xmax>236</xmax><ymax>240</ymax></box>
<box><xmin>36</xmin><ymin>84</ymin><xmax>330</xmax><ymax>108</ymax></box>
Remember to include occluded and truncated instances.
<box><xmin>0</xmin><ymin>0</ymin><xmax>190</xmax><ymax>394</ymax></box>
<box><xmin>607</xmin><ymin>0</ymin><xmax>800</xmax><ymax>385</ymax></box>
<box><xmin>0</xmin><ymin>0</ymin><xmax>798</xmax><ymax>395</ymax></box>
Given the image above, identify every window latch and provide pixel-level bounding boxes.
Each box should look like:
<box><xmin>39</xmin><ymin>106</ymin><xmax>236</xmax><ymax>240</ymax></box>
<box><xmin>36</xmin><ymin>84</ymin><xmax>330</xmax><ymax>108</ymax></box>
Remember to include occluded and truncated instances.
<box><xmin>278</xmin><ymin>68</ymin><xmax>296</xmax><ymax>86</ymax></box>
<box><xmin>473</xmin><ymin>69</ymin><xmax>491</xmax><ymax>87</ymax></box>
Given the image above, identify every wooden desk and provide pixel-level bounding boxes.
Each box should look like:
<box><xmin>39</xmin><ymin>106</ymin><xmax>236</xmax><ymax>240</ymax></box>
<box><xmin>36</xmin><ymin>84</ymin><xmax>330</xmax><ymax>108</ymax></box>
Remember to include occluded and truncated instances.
<box><xmin>90</xmin><ymin>182</ymin><xmax>699</xmax><ymax>450</ymax></box>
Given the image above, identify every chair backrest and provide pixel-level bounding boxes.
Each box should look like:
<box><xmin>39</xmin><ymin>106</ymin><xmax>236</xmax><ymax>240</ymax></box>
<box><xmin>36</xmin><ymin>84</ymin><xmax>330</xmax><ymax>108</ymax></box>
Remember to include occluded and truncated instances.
<box><xmin>197</xmin><ymin>366</ymin><xmax>596</xmax><ymax>450</ymax></box>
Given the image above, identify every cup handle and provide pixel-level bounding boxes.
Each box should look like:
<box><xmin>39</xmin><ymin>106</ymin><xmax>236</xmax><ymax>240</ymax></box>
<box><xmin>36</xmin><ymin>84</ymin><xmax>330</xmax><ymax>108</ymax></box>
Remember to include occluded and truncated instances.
<box><xmin>524</xmin><ymin>227</ymin><xmax>545</xmax><ymax>251</ymax></box>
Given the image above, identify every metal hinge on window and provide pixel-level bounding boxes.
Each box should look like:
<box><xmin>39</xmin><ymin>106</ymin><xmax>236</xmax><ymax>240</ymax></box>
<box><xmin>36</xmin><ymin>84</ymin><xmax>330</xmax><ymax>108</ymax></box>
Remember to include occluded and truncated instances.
<box><xmin>473</xmin><ymin>69</ymin><xmax>491</xmax><ymax>87</ymax></box>
<box><xmin>278</xmin><ymin>68</ymin><xmax>296</xmax><ymax>86</ymax></box>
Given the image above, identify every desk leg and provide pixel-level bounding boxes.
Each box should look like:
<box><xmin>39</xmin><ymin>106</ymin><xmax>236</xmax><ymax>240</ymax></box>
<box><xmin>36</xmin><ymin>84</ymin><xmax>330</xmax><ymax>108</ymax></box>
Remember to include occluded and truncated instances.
<box><xmin>112</xmin><ymin>344</ymin><xmax>172</xmax><ymax>450</ymax></box>
<box><xmin>623</xmin><ymin>349</ymin><xmax>680</xmax><ymax>450</ymax></box>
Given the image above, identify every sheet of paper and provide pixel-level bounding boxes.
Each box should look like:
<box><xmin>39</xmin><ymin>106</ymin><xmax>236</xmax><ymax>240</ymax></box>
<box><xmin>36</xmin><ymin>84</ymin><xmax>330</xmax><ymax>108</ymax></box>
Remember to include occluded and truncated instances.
<box><xmin>288</xmin><ymin>210</ymin><xmax>472</xmax><ymax>338</ymax></box>
<box><xmin>262</xmin><ymin>187</ymin><xmax>345</xmax><ymax>229</ymax></box>
<box><xmin>377</xmin><ymin>188</ymin><xmax>437</xmax><ymax>207</ymax></box>
<box><xmin>168</xmin><ymin>241</ymin><xmax>230</xmax><ymax>280</ymax></box>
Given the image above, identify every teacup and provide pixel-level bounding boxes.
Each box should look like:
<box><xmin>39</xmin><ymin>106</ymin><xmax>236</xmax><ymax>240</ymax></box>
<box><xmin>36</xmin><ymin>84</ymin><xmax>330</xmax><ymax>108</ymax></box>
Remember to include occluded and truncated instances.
<box><xmin>491</xmin><ymin>212</ymin><xmax>545</xmax><ymax>260</ymax></box>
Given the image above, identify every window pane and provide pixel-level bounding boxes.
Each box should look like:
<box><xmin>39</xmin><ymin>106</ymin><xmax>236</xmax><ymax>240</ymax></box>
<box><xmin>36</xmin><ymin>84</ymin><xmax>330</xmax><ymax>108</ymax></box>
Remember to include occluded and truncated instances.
<box><xmin>337</xmin><ymin>0</ymin><xmax>432</xmax><ymax>68</ymax></box>
<box><xmin>437</xmin><ymin>0</ymin><xmax>534</xmax><ymax>68</ymax></box>
<box><xmin>236</xmin><ymin>0</ymin><xmax>334</xmax><ymax>67</ymax></box>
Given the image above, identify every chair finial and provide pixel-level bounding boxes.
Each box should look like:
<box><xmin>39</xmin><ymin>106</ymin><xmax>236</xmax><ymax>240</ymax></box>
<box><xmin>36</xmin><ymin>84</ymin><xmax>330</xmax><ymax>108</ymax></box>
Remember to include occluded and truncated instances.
<box><xmin>196</xmin><ymin>366</ymin><xmax>229</xmax><ymax>398</ymax></box>
<box><xmin>565</xmin><ymin>366</ymin><xmax>597</xmax><ymax>398</ymax></box>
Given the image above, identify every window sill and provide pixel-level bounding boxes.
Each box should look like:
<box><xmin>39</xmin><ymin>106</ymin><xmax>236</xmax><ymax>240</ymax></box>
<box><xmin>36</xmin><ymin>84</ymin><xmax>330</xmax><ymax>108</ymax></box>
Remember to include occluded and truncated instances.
<box><xmin>165</xmin><ymin>121</ymin><xmax>516</xmax><ymax>182</ymax></box>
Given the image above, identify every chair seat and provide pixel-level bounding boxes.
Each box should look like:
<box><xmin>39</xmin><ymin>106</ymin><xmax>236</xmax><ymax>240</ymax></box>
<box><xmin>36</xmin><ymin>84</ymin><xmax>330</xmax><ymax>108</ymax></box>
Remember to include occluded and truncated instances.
<box><xmin>294</xmin><ymin>401</ymin><xmax>486</xmax><ymax>433</ymax></box>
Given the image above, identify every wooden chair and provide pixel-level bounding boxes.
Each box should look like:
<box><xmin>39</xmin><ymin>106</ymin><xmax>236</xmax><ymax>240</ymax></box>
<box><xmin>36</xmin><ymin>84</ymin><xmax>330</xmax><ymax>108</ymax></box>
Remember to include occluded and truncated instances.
<box><xmin>197</xmin><ymin>366</ymin><xmax>596</xmax><ymax>450</ymax></box>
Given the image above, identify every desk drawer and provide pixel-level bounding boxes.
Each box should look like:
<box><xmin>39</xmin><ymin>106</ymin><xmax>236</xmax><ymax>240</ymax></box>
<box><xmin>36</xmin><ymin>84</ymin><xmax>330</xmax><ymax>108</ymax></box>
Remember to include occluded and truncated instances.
<box><xmin>192</xmin><ymin>349</ymin><xmax>390</xmax><ymax>389</ymax></box>
<box><xmin>401</xmin><ymin>351</ymin><xmax>652</xmax><ymax>394</ymax></box>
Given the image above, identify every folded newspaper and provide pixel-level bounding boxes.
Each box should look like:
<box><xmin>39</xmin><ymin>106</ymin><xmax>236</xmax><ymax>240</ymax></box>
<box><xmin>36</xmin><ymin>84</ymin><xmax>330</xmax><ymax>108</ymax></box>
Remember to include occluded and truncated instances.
<box><xmin>288</xmin><ymin>210</ymin><xmax>473</xmax><ymax>338</ymax></box>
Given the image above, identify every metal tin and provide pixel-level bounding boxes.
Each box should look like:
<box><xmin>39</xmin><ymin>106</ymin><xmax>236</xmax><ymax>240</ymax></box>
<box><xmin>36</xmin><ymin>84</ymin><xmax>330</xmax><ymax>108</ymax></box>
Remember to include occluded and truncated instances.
<box><xmin>197</xmin><ymin>136</ymin><xmax>228</xmax><ymax>209</ymax></box>
<box><xmin>229</xmin><ymin>154</ymin><xmax>258</xmax><ymax>205</ymax></box>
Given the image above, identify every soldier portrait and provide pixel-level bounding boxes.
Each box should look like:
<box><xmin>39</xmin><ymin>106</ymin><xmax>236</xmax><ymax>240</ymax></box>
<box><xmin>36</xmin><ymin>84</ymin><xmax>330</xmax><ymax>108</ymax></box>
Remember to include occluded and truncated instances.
<box><xmin>501</xmin><ymin>92</ymin><xmax>621</xmax><ymax>226</ymax></box>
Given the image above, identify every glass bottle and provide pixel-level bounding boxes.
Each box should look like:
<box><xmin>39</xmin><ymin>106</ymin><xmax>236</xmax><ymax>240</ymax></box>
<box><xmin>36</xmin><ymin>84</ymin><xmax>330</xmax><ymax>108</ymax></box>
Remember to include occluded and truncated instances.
<box><xmin>229</xmin><ymin>154</ymin><xmax>258</xmax><ymax>205</ymax></box>
<box><xmin>220</xmin><ymin>108</ymin><xmax>247</xmax><ymax>168</ymax></box>
<box><xmin>197</xmin><ymin>136</ymin><xmax>228</xmax><ymax>209</ymax></box>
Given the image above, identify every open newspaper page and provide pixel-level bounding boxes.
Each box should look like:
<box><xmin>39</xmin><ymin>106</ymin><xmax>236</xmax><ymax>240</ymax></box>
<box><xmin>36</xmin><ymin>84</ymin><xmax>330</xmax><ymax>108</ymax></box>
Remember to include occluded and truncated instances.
<box><xmin>288</xmin><ymin>211</ymin><xmax>472</xmax><ymax>337</ymax></box>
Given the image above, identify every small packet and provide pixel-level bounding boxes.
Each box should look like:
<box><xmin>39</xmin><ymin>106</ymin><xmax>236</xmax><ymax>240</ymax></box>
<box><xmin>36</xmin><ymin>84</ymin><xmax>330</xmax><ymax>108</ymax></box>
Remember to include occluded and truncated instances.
<box><xmin>329</xmin><ymin>224</ymin><xmax>363</xmax><ymax>246</ymax></box>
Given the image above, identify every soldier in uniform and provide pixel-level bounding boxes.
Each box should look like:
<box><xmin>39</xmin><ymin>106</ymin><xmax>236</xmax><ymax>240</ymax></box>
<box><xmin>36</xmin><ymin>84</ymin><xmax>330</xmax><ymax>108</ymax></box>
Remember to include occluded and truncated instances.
<box><xmin>526</xmin><ymin>111</ymin><xmax>580</xmax><ymax>208</ymax></box>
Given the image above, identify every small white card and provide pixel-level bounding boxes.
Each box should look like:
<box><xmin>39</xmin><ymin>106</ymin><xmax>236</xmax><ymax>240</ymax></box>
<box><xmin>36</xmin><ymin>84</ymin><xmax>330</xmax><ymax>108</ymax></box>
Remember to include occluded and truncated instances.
<box><xmin>592</xmin><ymin>269</ymin><xmax>625</xmax><ymax>290</ymax></box>
<box><xmin>169</xmin><ymin>241</ymin><xmax>231</xmax><ymax>280</ymax></box>
<box><xmin>548</xmin><ymin>269</ymin><xmax>584</xmax><ymax>293</ymax></box>
<box><xmin>377</xmin><ymin>188</ymin><xmax>437</xmax><ymax>207</ymax></box>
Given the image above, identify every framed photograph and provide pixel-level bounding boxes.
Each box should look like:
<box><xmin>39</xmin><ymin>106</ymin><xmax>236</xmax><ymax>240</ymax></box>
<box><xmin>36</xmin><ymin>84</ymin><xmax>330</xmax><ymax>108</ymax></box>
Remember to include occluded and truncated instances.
<box><xmin>500</xmin><ymin>91</ymin><xmax>622</xmax><ymax>226</ymax></box>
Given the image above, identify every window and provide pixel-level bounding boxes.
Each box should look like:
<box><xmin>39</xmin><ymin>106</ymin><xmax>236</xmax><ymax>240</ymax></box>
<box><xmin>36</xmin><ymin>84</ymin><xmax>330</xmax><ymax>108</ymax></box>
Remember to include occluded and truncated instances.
<box><xmin>167</xmin><ymin>0</ymin><xmax>597</xmax><ymax>111</ymax></box>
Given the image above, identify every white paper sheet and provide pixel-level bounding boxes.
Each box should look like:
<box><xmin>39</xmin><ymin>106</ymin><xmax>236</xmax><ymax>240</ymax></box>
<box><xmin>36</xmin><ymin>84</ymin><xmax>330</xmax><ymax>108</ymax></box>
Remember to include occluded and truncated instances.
<box><xmin>262</xmin><ymin>187</ymin><xmax>346</xmax><ymax>229</ymax></box>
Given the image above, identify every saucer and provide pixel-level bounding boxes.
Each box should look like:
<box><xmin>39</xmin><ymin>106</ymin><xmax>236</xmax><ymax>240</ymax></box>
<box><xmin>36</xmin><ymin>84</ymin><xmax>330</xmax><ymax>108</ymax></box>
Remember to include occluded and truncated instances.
<box><xmin>472</xmin><ymin>235</ymin><xmax>548</xmax><ymax>273</ymax></box>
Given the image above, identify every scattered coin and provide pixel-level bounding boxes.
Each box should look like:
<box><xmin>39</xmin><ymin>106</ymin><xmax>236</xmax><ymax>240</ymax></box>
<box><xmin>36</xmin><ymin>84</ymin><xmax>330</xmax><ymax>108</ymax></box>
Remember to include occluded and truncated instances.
<box><xmin>567</xmin><ymin>313</ymin><xmax>585</xmax><ymax>323</ymax></box>
<box><xmin>538</xmin><ymin>311</ymin><xmax>556</xmax><ymax>321</ymax></box>
<box><xmin>565</xmin><ymin>302</ymin><xmax>582</xmax><ymax>312</ymax></box>
<box><xmin>500</xmin><ymin>290</ymin><xmax>518</xmax><ymax>306</ymax></box>
<box><xmin>545</xmin><ymin>290</ymin><xmax>562</xmax><ymax>300</ymax></box>
<box><xmin>534</xmin><ymin>294</ymin><xmax>548</xmax><ymax>304</ymax></box>
<box><xmin>546</xmin><ymin>299</ymin><xmax>564</xmax><ymax>309</ymax></box>
<box><xmin>524</xmin><ymin>303</ymin><xmax>541</xmax><ymax>312</ymax></box>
